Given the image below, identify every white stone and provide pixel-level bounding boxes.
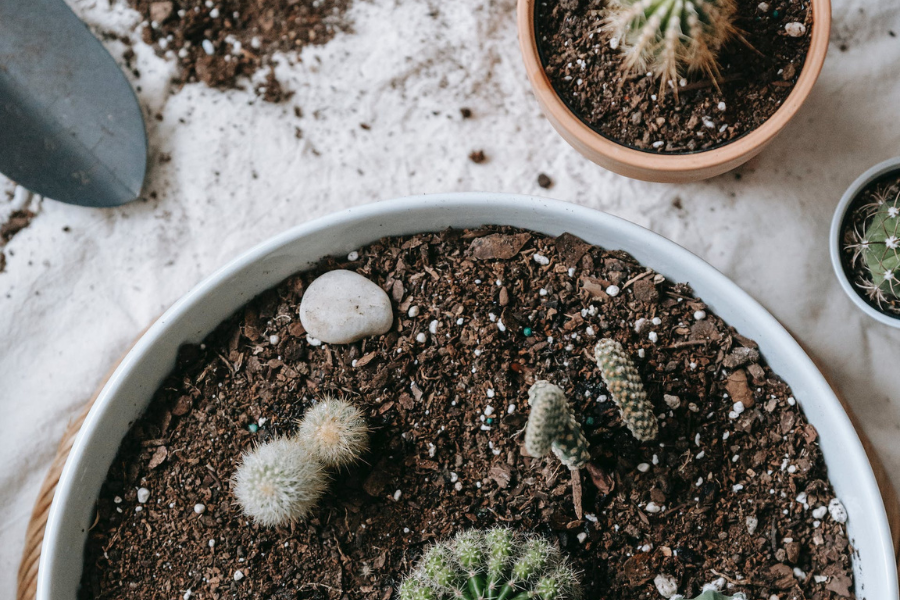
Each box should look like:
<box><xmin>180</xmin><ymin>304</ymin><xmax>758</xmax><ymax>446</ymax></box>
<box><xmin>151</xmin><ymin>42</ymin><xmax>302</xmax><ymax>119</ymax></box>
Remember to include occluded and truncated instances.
<box><xmin>637</xmin><ymin>462</ymin><xmax>650</xmax><ymax>473</ymax></box>
<box><xmin>194</xmin><ymin>503</ymin><xmax>206</xmax><ymax>514</ymax></box>
<box><xmin>785</xmin><ymin>22</ymin><xmax>807</xmax><ymax>37</ymax></box>
<box><xmin>137</xmin><ymin>487</ymin><xmax>150</xmax><ymax>503</ymax></box>
<box><xmin>746</xmin><ymin>516</ymin><xmax>758</xmax><ymax>534</ymax></box>
<box><xmin>299</xmin><ymin>270</ymin><xmax>393</xmax><ymax>344</ymax></box>
<box><xmin>812</xmin><ymin>505</ymin><xmax>828</xmax><ymax>519</ymax></box>
<box><xmin>655</xmin><ymin>574</ymin><xmax>678</xmax><ymax>598</ymax></box>
<box><xmin>233</xmin><ymin>570</ymin><xmax>244</xmax><ymax>581</ymax></box>
<box><xmin>664</xmin><ymin>394</ymin><xmax>681</xmax><ymax>409</ymax></box>
<box><xmin>828</xmin><ymin>498</ymin><xmax>848</xmax><ymax>523</ymax></box>
<box><xmin>645</xmin><ymin>501</ymin><xmax>662</xmax><ymax>513</ymax></box>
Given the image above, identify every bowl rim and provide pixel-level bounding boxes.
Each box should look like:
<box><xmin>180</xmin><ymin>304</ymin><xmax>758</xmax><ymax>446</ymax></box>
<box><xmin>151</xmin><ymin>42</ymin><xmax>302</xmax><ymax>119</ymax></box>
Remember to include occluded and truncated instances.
<box><xmin>40</xmin><ymin>193</ymin><xmax>897</xmax><ymax>598</ymax></box>
<box><xmin>515</xmin><ymin>0</ymin><xmax>832</xmax><ymax>175</ymax></box>
<box><xmin>829</xmin><ymin>156</ymin><xmax>900</xmax><ymax>329</ymax></box>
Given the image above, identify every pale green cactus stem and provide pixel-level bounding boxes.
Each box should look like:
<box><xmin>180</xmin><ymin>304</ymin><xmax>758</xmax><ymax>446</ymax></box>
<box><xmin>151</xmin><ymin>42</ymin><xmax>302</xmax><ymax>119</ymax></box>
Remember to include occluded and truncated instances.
<box><xmin>399</xmin><ymin>528</ymin><xmax>581</xmax><ymax>600</ymax></box>
<box><xmin>593</xmin><ymin>339</ymin><xmax>658</xmax><ymax>441</ymax></box>
<box><xmin>604</xmin><ymin>0</ymin><xmax>738</xmax><ymax>96</ymax></box>
<box><xmin>524</xmin><ymin>381</ymin><xmax>591</xmax><ymax>470</ymax></box>
<box><xmin>860</xmin><ymin>196</ymin><xmax>900</xmax><ymax>302</ymax></box>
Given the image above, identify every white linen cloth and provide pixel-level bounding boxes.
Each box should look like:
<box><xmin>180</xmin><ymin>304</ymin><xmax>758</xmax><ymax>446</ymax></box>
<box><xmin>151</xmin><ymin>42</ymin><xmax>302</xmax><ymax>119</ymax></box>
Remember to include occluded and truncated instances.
<box><xmin>1</xmin><ymin>0</ymin><xmax>899</xmax><ymax>593</ymax></box>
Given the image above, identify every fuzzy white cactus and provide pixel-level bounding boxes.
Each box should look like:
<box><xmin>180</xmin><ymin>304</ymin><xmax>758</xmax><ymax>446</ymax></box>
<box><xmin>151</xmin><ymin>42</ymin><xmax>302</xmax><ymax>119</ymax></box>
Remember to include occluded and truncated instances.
<box><xmin>593</xmin><ymin>339</ymin><xmax>658</xmax><ymax>441</ymax></box>
<box><xmin>605</xmin><ymin>0</ymin><xmax>738</xmax><ymax>96</ymax></box>
<box><xmin>400</xmin><ymin>527</ymin><xmax>581</xmax><ymax>600</ymax></box>
<box><xmin>232</xmin><ymin>436</ymin><xmax>328</xmax><ymax>527</ymax></box>
<box><xmin>297</xmin><ymin>396</ymin><xmax>369</xmax><ymax>468</ymax></box>
<box><xmin>234</xmin><ymin>397</ymin><xmax>369</xmax><ymax>527</ymax></box>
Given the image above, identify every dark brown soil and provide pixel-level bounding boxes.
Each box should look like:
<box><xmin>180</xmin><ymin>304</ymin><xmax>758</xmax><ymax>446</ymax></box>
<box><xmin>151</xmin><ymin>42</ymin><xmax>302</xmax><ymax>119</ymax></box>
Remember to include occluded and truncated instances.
<box><xmin>536</xmin><ymin>0</ymin><xmax>813</xmax><ymax>153</ymax></box>
<box><xmin>0</xmin><ymin>208</ymin><xmax>37</xmax><ymax>273</ymax></box>
<box><xmin>79</xmin><ymin>227</ymin><xmax>855</xmax><ymax>600</ymax></box>
<box><xmin>129</xmin><ymin>0</ymin><xmax>353</xmax><ymax>101</ymax></box>
<box><xmin>839</xmin><ymin>170</ymin><xmax>900</xmax><ymax>317</ymax></box>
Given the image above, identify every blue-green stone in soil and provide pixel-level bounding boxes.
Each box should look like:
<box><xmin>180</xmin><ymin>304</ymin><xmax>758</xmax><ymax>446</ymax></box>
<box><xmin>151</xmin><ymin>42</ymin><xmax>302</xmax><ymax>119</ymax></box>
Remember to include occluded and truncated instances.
<box><xmin>248</xmin><ymin>423</ymin><xmax>259</xmax><ymax>433</ymax></box>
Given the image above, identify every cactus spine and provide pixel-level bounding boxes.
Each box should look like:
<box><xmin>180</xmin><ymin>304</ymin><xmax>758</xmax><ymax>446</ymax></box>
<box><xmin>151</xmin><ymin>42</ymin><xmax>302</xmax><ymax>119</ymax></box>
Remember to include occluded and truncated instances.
<box><xmin>233</xmin><ymin>396</ymin><xmax>369</xmax><ymax>527</ymax></box>
<box><xmin>525</xmin><ymin>381</ymin><xmax>591</xmax><ymax>470</ymax></box>
<box><xmin>605</xmin><ymin>0</ymin><xmax>738</xmax><ymax>95</ymax></box>
<box><xmin>593</xmin><ymin>339</ymin><xmax>658</xmax><ymax>441</ymax></box>
<box><xmin>399</xmin><ymin>528</ymin><xmax>581</xmax><ymax>600</ymax></box>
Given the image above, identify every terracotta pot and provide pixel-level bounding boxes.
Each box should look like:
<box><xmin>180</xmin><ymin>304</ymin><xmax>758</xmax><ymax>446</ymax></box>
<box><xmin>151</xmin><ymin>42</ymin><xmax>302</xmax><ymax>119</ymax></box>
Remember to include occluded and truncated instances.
<box><xmin>516</xmin><ymin>0</ymin><xmax>832</xmax><ymax>183</ymax></box>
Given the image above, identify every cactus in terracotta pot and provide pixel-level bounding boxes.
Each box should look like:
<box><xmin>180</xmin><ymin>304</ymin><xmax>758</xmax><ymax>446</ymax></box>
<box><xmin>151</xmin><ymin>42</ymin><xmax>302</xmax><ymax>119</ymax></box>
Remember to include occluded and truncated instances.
<box><xmin>399</xmin><ymin>527</ymin><xmax>581</xmax><ymax>600</ymax></box>
<box><xmin>604</xmin><ymin>0</ymin><xmax>738</xmax><ymax>95</ymax></box>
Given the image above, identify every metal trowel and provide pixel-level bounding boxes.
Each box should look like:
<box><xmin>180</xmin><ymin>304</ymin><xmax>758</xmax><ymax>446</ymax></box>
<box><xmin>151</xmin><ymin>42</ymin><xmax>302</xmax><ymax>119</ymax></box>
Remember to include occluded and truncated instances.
<box><xmin>0</xmin><ymin>0</ymin><xmax>147</xmax><ymax>207</ymax></box>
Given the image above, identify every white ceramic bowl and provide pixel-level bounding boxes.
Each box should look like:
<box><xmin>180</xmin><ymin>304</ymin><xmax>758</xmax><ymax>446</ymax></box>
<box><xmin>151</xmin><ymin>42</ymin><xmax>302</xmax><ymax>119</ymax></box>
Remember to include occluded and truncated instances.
<box><xmin>41</xmin><ymin>194</ymin><xmax>897</xmax><ymax>599</ymax></box>
<box><xmin>830</xmin><ymin>156</ymin><xmax>900</xmax><ymax>329</ymax></box>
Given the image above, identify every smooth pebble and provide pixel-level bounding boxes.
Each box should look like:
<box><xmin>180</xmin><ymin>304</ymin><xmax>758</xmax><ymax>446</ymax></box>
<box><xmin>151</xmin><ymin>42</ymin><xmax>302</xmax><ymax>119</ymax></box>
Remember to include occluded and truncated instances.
<box><xmin>299</xmin><ymin>270</ymin><xmax>393</xmax><ymax>344</ymax></box>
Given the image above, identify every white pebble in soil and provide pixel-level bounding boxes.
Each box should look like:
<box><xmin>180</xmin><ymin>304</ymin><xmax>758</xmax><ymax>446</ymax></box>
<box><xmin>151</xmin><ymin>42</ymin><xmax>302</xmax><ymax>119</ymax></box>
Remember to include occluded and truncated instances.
<box><xmin>785</xmin><ymin>22</ymin><xmax>807</xmax><ymax>37</ymax></box>
<box><xmin>347</xmin><ymin>250</ymin><xmax>359</xmax><ymax>261</ymax></box>
<box><xmin>664</xmin><ymin>394</ymin><xmax>681</xmax><ymax>409</ymax></box>
<box><xmin>408</xmin><ymin>305</ymin><xmax>420</xmax><ymax>318</ymax></box>
<box><xmin>137</xmin><ymin>487</ymin><xmax>150</xmax><ymax>503</ymax></box>
<box><xmin>746</xmin><ymin>516</ymin><xmax>758</xmax><ymax>534</ymax></box>
<box><xmin>812</xmin><ymin>505</ymin><xmax>828</xmax><ymax>519</ymax></box>
<box><xmin>645</xmin><ymin>501</ymin><xmax>662</xmax><ymax>513</ymax></box>
<box><xmin>693</xmin><ymin>310</ymin><xmax>706</xmax><ymax>320</ymax></box>
<box><xmin>533</xmin><ymin>253</ymin><xmax>550</xmax><ymax>266</ymax></box>
<box><xmin>828</xmin><ymin>498</ymin><xmax>848</xmax><ymax>523</ymax></box>
<box><xmin>194</xmin><ymin>503</ymin><xmax>206</xmax><ymax>514</ymax></box>
<box><xmin>233</xmin><ymin>570</ymin><xmax>244</xmax><ymax>581</ymax></box>
<box><xmin>298</xmin><ymin>270</ymin><xmax>393</xmax><ymax>344</ymax></box>
<box><xmin>605</xmin><ymin>285</ymin><xmax>620</xmax><ymax>297</ymax></box>
<box><xmin>654</xmin><ymin>574</ymin><xmax>679</xmax><ymax>599</ymax></box>
<box><xmin>637</xmin><ymin>462</ymin><xmax>650</xmax><ymax>473</ymax></box>
<box><xmin>416</xmin><ymin>332</ymin><xmax>427</xmax><ymax>344</ymax></box>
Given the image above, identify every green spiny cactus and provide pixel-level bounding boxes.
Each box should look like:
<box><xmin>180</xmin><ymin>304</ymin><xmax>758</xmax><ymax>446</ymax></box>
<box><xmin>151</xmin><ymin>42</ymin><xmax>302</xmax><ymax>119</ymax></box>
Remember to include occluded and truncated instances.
<box><xmin>525</xmin><ymin>381</ymin><xmax>591</xmax><ymax>470</ymax></box>
<box><xmin>604</xmin><ymin>0</ymin><xmax>738</xmax><ymax>95</ymax></box>
<box><xmin>847</xmin><ymin>191</ymin><xmax>900</xmax><ymax>305</ymax></box>
<box><xmin>399</xmin><ymin>528</ymin><xmax>581</xmax><ymax>600</ymax></box>
<box><xmin>593</xmin><ymin>339</ymin><xmax>658</xmax><ymax>441</ymax></box>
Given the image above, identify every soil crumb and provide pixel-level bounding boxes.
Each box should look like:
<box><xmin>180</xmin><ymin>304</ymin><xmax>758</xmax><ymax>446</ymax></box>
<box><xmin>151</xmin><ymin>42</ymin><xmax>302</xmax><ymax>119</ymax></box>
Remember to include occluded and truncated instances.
<box><xmin>130</xmin><ymin>0</ymin><xmax>354</xmax><ymax>101</ymax></box>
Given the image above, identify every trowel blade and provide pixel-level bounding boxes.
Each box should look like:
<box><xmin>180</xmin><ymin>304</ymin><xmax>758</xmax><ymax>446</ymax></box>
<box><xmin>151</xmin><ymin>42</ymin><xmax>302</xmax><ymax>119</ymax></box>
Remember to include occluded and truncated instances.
<box><xmin>0</xmin><ymin>0</ymin><xmax>147</xmax><ymax>207</ymax></box>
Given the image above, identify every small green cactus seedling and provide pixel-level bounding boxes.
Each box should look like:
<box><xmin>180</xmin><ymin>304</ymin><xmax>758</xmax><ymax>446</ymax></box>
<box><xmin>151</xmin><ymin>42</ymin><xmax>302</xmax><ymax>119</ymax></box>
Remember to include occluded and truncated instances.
<box><xmin>233</xmin><ymin>437</ymin><xmax>328</xmax><ymax>527</ymax></box>
<box><xmin>593</xmin><ymin>339</ymin><xmax>658</xmax><ymax>441</ymax></box>
<box><xmin>297</xmin><ymin>396</ymin><xmax>369</xmax><ymax>468</ymax></box>
<box><xmin>847</xmin><ymin>192</ymin><xmax>900</xmax><ymax>305</ymax></box>
<box><xmin>605</xmin><ymin>0</ymin><xmax>738</xmax><ymax>95</ymax></box>
<box><xmin>525</xmin><ymin>381</ymin><xmax>591</xmax><ymax>470</ymax></box>
<box><xmin>400</xmin><ymin>527</ymin><xmax>581</xmax><ymax>600</ymax></box>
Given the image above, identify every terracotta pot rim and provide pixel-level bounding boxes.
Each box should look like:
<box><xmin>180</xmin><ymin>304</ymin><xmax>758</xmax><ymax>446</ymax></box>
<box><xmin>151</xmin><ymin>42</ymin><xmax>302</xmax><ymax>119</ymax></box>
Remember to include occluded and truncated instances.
<box><xmin>517</xmin><ymin>0</ymin><xmax>832</xmax><ymax>174</ymax></box>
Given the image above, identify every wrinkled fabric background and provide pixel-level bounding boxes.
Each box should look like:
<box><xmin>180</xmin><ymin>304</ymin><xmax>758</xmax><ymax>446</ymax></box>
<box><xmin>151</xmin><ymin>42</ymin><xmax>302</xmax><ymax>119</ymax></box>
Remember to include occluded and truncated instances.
<box><xmin>1</xmin><ymin>0</ymin><xmax>899</xmax><ymax>592</ymax></box>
